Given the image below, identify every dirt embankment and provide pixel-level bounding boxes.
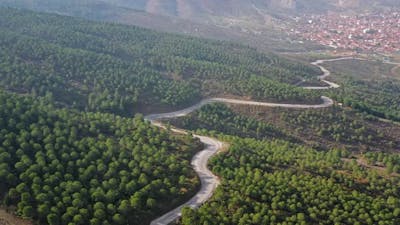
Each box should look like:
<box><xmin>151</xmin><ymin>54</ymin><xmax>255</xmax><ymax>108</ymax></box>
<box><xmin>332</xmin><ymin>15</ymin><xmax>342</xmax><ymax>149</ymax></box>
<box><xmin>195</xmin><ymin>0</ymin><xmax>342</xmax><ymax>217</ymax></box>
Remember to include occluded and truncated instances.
<box><xmin>0</xmin><ymin>209</ymin><xmax>31</xmax><ymax>225</ymax></box>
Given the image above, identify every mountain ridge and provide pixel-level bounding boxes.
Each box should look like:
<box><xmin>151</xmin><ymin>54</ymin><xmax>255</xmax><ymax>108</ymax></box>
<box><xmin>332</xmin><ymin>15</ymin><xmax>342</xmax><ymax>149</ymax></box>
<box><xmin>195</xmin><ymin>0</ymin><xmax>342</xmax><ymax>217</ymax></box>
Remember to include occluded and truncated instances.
<box><xmin>1</xmin><ymin>0</ymin><xmax>399</xmax><ymax>53</ymax></box>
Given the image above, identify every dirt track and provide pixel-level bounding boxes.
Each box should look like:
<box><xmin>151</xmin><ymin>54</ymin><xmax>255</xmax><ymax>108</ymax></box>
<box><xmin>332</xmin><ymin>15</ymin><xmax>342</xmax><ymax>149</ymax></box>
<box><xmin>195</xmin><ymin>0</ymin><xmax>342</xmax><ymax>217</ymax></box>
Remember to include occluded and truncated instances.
<box><xmin>146</xmin><ymin>57</ymin><xmax>353</xmax><ymax>225</ymax></box>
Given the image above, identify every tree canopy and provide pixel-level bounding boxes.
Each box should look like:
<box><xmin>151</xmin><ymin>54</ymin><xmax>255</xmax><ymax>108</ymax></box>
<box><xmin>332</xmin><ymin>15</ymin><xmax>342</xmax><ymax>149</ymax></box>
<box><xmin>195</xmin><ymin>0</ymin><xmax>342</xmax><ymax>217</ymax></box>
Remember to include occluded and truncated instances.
<box><xmin>0</xmin><ymin>91</ymin><xmax>201</xmax><ymax>225</ymax></box>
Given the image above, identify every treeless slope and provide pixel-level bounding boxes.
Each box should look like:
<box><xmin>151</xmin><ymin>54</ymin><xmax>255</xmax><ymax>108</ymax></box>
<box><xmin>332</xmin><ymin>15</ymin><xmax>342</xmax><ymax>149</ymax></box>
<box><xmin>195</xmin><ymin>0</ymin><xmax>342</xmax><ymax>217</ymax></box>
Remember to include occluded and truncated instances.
<box><xmin>146</xmin><ymin>0</ymin><xmax>177</xmax><ymax>16</ymax></box>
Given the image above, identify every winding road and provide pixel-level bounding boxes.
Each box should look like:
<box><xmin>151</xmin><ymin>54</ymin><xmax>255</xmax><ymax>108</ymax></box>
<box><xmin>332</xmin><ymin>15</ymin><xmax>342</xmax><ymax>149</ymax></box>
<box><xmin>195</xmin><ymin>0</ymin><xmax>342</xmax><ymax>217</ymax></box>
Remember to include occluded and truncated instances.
<box><xmin>146</xmin><ymin>57</ymin><xmax>356</xmax><ymax>225</ymax></box>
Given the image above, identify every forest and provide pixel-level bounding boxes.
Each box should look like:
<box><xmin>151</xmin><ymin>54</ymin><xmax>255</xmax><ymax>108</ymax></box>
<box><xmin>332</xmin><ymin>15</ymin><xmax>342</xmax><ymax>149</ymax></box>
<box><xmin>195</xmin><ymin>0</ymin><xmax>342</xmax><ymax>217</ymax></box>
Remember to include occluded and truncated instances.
<box><xmin>0</xmin><ymin>8</ymin><xmax>320</xmax><ymax>116</ymax></box>
<box><xmin>169</xmin><ymin>103</ymin><xmax>400</xmax><ymax>152</ymax></box>
<box><xmin>330</xmin><ymin>78</ymin><xmax>400</xmax><ymax>122</ymax></box>
<box><xmin>168</xmin><ymin>103</ymin><xmax>298</xmax><ymax>142</ymax></box>
<box><xmin>180</xmin><ymin>137</ymin><xmax>400</xmax><ymax>225</ymax></box>
<box><xmin>1</xmin><ymin>7</ymin><xmax>400</xmax><ymax>225</ymax></box>
<box><xmin>320</xmin><ymin>59</ymin><xmax>400</xmax><ymax>122</ymax></box>
<box><xmin>0</xmin><ymin>8</ymin><xmax>326</xmax><ymax>225</ymax></box>
<box><xmin>0</xmin><ymin>91</ymin><xmax>202</xmax><ymax>225</ymax></box>
<box><xmin>169</xmin><ymin>104</ymin><xmax>400</xmax><ymax>224</ymax></box>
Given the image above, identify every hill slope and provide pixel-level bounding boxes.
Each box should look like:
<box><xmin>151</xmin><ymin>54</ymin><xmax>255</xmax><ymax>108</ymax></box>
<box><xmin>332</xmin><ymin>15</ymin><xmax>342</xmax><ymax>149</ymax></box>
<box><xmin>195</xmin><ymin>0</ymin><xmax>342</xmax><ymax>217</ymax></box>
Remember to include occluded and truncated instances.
<box><xmin>0</xmin><ymin>8</ymin><xmax>320</xmax><ymax>116</ymax></box>
<box><xmin>2</xmin><ymin>0</ymin><xmax>399</xmax><ymax>53</ymax></box>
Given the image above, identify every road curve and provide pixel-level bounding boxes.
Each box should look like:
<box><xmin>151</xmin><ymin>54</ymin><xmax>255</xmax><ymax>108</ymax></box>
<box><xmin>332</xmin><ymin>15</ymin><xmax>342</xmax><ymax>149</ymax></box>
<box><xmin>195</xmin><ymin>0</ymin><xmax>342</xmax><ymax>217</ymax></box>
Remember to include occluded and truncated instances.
<box><xmin>306</xmin><ymin>56</ymin><xmax>367</xmax><ymax>89</ymax></box>
<box><xmin>146</xmin><ymin>57</ymin><xmax>351</xmax><ymax>225</ymax></box>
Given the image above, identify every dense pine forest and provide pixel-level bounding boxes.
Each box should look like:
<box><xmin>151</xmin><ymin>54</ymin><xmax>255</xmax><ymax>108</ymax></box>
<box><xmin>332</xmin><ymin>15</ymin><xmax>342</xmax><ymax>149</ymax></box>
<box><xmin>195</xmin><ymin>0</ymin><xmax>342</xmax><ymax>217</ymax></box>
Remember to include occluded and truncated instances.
<box><xmin>0</xmin><ymin>91</ymin><xmax>202</xmax><ymax>225</ymax></box>
<box><xmin>181</xmin><ymin>137</ymin><xmax>400</xmax><ymax>225</ymax></box>
<box><xmin>0</xmin><ymin>8</ymin><xmax>324</xmax><ymax>225</ymax></box>
<box><xmin>1</xmin><ymin>7</ymin><xmax>400</xmax><ymax>225</ymax></box>
<box><xmin>0</xmin><ymin>8</ymin><xmax>320</xmax><ymax>116</ymax></box>
<box><xmin>168</xmin><ymin>103</ymin><xmax>400</xmax><ymax>224</ymax></box>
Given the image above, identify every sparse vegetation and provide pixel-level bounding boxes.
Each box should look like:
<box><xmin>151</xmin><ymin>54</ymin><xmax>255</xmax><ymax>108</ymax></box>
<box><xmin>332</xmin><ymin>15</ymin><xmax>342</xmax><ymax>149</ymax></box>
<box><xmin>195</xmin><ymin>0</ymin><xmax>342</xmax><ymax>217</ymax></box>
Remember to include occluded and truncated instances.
<box><xmin>169</xmin><ymin>103</ymin><xmax>400</xmax><ymax>152</ymax></box>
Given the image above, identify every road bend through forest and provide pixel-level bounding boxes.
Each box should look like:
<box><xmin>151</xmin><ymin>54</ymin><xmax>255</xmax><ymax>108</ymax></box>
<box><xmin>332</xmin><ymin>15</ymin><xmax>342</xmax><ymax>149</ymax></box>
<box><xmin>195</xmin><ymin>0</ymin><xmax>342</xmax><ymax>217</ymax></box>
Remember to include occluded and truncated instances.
<box><xmin>145</xmin><ymin>57</ymin><xmax>356</xmax><ymax>225</ymax></box>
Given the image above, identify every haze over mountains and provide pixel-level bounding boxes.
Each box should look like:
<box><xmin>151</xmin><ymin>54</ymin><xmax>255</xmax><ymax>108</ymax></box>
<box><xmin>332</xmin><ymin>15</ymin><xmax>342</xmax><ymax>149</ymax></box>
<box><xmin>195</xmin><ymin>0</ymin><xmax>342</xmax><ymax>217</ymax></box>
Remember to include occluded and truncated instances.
<box><xmin>2</xmin><ymin>0</ymin><xmax>400</xmax><ymax>22</ymax></box>
<box><xmin>1</xmin><ymin>0</ymin><xmax>399</xmax><ymax>53</ymax></box>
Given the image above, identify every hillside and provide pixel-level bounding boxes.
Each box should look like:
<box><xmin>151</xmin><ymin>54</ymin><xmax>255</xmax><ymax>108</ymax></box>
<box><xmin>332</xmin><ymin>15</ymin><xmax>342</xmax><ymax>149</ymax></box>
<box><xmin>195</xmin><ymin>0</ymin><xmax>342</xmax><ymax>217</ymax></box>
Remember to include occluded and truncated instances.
<box><xmin>0</xmin><ymin>8</ymin><xmax>321</xmax><ymax>116</ymax></box>
<box><xmin>0</xmin><ymin>8</ymin><xmax>314</xmax><ymax>225</ymax></box>
<box><xmin>0</xmin><ymin>0</ymin><xmax>321</xmax><ymax>52</ymax></box>
<box><xmin>3</xmin><ymin>0</ymin><xmax>399</xmax><ymax>20</ymax></box>
<box><xmin>1</xmin><ymin>7</ymin><xmax>400</xmax><ymax>225</ymax></box>
<box><xmin>180</xmin><ymin>135</ymin><xmax>400</xmax><ymax>225</ymax></box>
<box><xmin>2</xmin><ymin>0</ymin><xmax>399</xmax><ymax>54</ymax></box>
<box><xmin>0</xmin><ymin>90</ymin><xmax>203</xmax><ymax>225</ymax></box>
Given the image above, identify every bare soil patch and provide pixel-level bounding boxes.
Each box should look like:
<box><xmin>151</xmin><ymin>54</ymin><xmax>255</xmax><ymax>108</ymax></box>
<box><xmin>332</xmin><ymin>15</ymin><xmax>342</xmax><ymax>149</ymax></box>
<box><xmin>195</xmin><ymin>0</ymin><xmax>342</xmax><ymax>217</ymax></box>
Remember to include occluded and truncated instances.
<box><xmin>0</xmin><ymin>209</ymin><xmax>31</xmax><ymax>225</ymax></box>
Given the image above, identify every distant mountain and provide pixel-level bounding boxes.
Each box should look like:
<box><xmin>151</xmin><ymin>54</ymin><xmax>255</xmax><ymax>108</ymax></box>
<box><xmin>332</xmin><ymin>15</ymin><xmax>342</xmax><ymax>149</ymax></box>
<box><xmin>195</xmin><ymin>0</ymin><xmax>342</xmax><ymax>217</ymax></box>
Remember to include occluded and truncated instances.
<box><xmin>0</xmin><ymin>0</ymin><xmax>324</xmax><ymax>52</ymax></box>
<box><xmin>296</xmin><ymin>0</ymin><xmax>400</xmax><ymax>12</ymax></box>
<box><xmin>1</xmin><ymin>0</ymin><xmax>398</xmax><ymax>53</ymax></box>
<box><xmin>98</xmin><ymin>0</ymin><xmax>297</xmax><ymax>20</ymax></box>
<box><xmin>2</xmin><ymin>0</ymin><xmax>398</xmax><ymax>24</ymax></box>
<box><xmin>89</xmin><ymin>0</ymin><xmax>400</xmax><ymax>16</ymax></box>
